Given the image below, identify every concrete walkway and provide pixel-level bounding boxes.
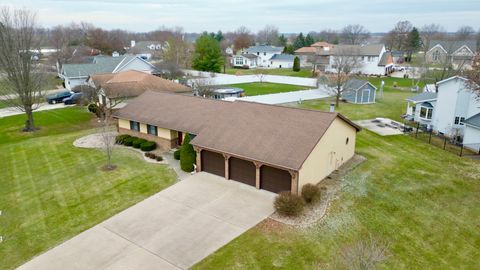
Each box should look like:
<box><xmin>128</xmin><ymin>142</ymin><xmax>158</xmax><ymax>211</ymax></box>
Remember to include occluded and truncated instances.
<box><xmin>19</xmin><ymin>173</ymin><xmax>275</xmax><ymax>270</ymax></box>
<box><xmin>224</xmin><ymin>87</ymin><xmax>331</xmax><ymax>104</ymax></box>
<box><xmin>0</xmin><ymin>103</ymin><xmax>70</xmax><ymax>118</ymax></box>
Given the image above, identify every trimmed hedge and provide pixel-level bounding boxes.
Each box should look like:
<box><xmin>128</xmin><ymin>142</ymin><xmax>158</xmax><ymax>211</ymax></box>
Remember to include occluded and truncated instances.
<box><xmin>132</xmin><ymin>138</ymin><xmax>147</xmax><ymax>148</ymax></box>
<box><xmin>115</xmin><ymin>134</ymin><xmax>131</xmax><ymax>144</ymax></box>
<box><xmin>274</xmin><ymin>192</ymin><xmax>305</xmax><ymax>217</ymax></box>
<box><xmin>123</xmin><ymin>136</ymin><xmax>137</xmax><ymax>146</ymax></box>
<box><xmin>140</xmin><ymin>141</ymin><xmax>156</xmax><ymax>152</ymax></box>
<box><xmin>173</xmin><ymin>149</ymin><xmax>181</xmax><ymax>160</ymax></box>
<box><xmin>180</xmin><ymin>134</ymin><xmax>196</xmax><ymax>172</ymax></box>
<box><xmin>301</xmin><ymin>183</ymin><xmax>321</xmax><ymax>204</ymax></box>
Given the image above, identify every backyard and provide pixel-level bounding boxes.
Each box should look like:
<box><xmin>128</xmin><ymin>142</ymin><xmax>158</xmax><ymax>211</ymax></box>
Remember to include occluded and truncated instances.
<box><xmin>193</xmin><ymin>89</ymin><xmax>480</xmax><ymax>269</ymax></box>
<box><xmin>225</xmin><ymin>67</ymin><xmax>313</xmax><ymax>78</ymax></box>
<box><xmin>227</xmin><ymin>82</ymin><xmax>311</xmax><ymax>96</ymax></box>
<box><xmin>0</xmin><ymin>107</ymin><xmax>177</xmax><ymax>269</ymax></box>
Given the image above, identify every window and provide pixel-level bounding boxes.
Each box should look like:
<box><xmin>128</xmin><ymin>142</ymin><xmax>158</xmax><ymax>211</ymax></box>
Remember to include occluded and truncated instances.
<box><xmin>454</xmin><ymin>116</ymin><xmax>465</xmax><ymax>125</ymax></box>
<box><xmin>264</xmin><ymin>52</ymin><xmax>266</xmax><ymax>56</ymax></box>
<box><xmin>419</xmin><ymin>107</ymin><xmax>433</xmax><ymax>120</ymax></box>
<box><xmin>346</xmin><ymin>137</ymin><xmax>349</xmax><ymax>145</ymax></box>
<box><xmin>432</xmin><ymin>50</ymin><xmax>440</xmax><ymax>61</ymax></box>
<box><xmin>129</xmin><ymin>121</ymin><xmax>140</xmax><ymax>131</ymax></box>
<box><xmin>234</xmin><ymin>57</ymin><xmax>244</xmax><ymax>65</ymax></box>
<box><xmin>147</xmin><ymin>124</ymin><xmax>158</xmax><ymax>136</ymax></box>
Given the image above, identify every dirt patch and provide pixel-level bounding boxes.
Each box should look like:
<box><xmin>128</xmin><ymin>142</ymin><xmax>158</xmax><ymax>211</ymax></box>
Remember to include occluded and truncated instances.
<box><xmin>101</xmin><ymin>164</ymin><xmax>117</xmax><ymax>171</ymax></box>
<box><xmin>256</xmin><ymin>218</ymin><xmax>292</xmax><ymax>234</ymax></box>
<box><xmin>270</xmin><ymin>155</ymin><xmax>366</xmax><ymax>229</ymax></box>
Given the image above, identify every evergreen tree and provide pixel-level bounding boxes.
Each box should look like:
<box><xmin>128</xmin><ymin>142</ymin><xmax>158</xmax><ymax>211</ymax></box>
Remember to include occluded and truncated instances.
<box><xmin>180</xmin><ymin>134</ymin><xmax>196</xmax><ymax>172</ymax></box>
<box><xmin>283</xmin><ymin>44</ymin><xmax>295</xmax><ymax>54</ymax></box>
<box><xmin>278</xmin><ymin>34</ymin><xmax>287</xmax><ymax>46</ymax></box>
<box><xmin>305</xmin><ymin>34</ymin><xmax>315</xmax><ymax>46</ymax></box>
<box><xmin>214</xmin><ymin>30</ymin><xmax>224</xmax><ymax>42</ymax></box>
<box><xmin>192</xmin><ymin>34</ymin><xmax>224</xmax><ymax>72</ymax></box>
<box><xmin>406</xmin><ymin>27</ymin><xmax>421</xmax><ymax>61</ymax></box>
<box><xmin>293</xmin><ymin>56</ymin><xmax>300</xmax><ymax>72</ymax></box>
<box><xmin>293</xmin><ymin>33</ymin><xmax>306</xmax><ymax>50</ymax></box>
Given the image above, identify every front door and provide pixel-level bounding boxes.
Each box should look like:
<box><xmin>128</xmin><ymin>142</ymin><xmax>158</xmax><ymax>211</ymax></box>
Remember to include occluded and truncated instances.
<box><xmin>177</xmin><ymin>132</ymin><xmax>183</xmax><ymax>146</ymax></box>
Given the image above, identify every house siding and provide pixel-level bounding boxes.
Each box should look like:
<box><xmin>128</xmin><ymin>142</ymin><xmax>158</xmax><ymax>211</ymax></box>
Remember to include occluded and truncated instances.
<box><xmin>298</xmin><ymin>118</ymin><xmax>356</xmax><ymax>191</ymax></box>
<box><xmin>117</xmin><ymin>118</ymin><xmax>179</xmax><ymax>150</ymax></box>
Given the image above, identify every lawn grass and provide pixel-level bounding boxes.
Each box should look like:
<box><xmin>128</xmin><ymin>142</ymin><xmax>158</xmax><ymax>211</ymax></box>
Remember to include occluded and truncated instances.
<box><xmin>225</xmin><ymin>68</ymin><xmax>313</xmax><ymax>78</ymax></box>
<box><xmin>227</xmin><ymin>82</ymin><xmax>311</xmax><ymax>96</ymax></box>
<box><xmin>0</xmin><ymin>74</ymin><xmax>62</xmax><ymax>94</ymax></box>
<box><xmin>193</xmin><ymin>90</ymin><xmax>480</xmax><ymax>269</ymax></box>
<box><xmin>0</xmin><ymin>108</ymin><xmax>177</xmax><ymax>269</ymax></box>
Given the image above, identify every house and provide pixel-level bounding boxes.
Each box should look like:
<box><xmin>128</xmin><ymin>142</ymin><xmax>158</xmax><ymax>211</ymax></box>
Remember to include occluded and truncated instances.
<box><xmin>128</xmin><ymin>40</ymin><xmax>164</xmax><ymax>60</ymax></box>
<box><xmin>113</xmin><ymin>91</ymin><xmax>360</xmax><ymax>194</ymax></box>
<box><xmin>295</xmin><ymin>43</ymin><xmax>394</xmax><ymax>75</ymax></box>
<box><xmin>405</xmin><ymin>76</ymin><xmax>480</xmax><ymax>152</ymax></box>
<box><xmin>59</xmin><ymin>55</ymin><xmax>159</xmax><ymax>90</ymax></box>
<box><xmin>231</xmin><ymin>45</ymin><xmax>294</xmax><ymax>69</ymax></box>
<box><xmin>88</xmin><ymin>70</ymin><xmax>192</xmax><ymax>107</ymax></box>
<box><xmin>341</xmin><ymin>79</ymin><xmax>377</xmax><ymax>104</ymax></box>
<box><xmin>425</xmin><ymin>40</ymin><xmax>477</xmax><ymax>69</ymax></box>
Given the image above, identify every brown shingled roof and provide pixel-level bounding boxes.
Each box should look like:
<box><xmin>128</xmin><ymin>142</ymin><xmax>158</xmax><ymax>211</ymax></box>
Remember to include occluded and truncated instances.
<box><xmin>91</xmin><ymin>70</ymin><xmax>191</xmax><ymax>99</ymax></box>
<box><xmin>114</xmin><ymin>91</ymin><xmax>360</xmax><ymax>170</ymax></box>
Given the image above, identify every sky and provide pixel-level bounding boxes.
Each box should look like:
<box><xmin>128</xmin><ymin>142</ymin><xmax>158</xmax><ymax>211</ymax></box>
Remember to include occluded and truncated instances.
<box><xmin>3</xmin><ymin>0</ymin><xmax>480</xmax><ymax>33</ymax></box>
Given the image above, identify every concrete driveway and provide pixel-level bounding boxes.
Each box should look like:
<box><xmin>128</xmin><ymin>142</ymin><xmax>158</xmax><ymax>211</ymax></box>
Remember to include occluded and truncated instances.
<box><xmin>19</xmin><ymin>172</ymin><xmax>276</xmax><ymax>270</ymax></box>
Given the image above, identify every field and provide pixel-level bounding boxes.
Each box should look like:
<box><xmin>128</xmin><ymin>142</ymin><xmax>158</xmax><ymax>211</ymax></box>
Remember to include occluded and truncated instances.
<box><xmin>0</xmin><ymin>108</ymin><xmax>177</xmax><ymax>269</ymax></box>
<box><xmin>193</xmin><ymin>89</ymin><xmax>480</xmax><ymax>269</ymax></box>
<box><xmin>227</xmin><ymin>82</ymin><xmax>311</xmax><ymax>96</ymax></box>
<box><xmin>225</xmin><ymin>68</ymin><xmax>314</xmax><ymax>78</ymax></box>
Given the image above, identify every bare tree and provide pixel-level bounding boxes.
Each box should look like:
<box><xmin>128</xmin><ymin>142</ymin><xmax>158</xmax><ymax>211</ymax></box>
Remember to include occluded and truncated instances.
<box><xmin>233</xmin><ymin>26</ymin><xmax>253</xmax><ymax>52</ymax></box>
<box><xmin>0</xmin><ymin>7</ymin><xmax>46</xmax><ymax>132</ymax></box>
<box><xmin>456</xmin><ymin>26</ymin><xmax>475</xmax><ymax>40</ymax></box>
<box><xmin>98</xmin><ymin>103</ymin><xmax>116</xmax><ymax>170</ymax></box>
<box><xmin>318</xmin><ymin>47</ymin><xmax>361</xmax><ymax>107</ymax></box>
<box><xmin>340</xmin><ymin>24</ymin><xmax>370</xmax><ymax>45</ymax></box>
<box><xmin>158</xmin><ymin>34</ymin><xmax>190</xmax><ymax>78</ymax></box>
<box><xmin>383</xmin><ymin>20</ymin><xmax>413</xmax><ymax>50</ymax></box>
<box><xmin>256</xmin><ymin>25</ymin><xmax>279</xmax><ymax>46</ymax></box>
<box><xmin>465</xmin><ymin>54</ymin><xmax>480</xmax><ymax>99</ymax></box>
<box><xmin>193</xmin><ymin>78</ymin><xmax>215</xmax><ymax>97</ymax></box>
<box><xmin>253</xmin><ymin>69</ymin><xmax>268</xmax><ymax>83</ymax></box>
<box><xmin>420</xmin><ymin>24</ymin><xmax>445</xmax><ymax>52</ymax></box>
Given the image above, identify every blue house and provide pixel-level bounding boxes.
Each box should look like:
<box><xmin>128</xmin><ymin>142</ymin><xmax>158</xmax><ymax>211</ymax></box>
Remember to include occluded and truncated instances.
<box><xmin>342</xmin><ymin>79</ymin><xmax>377</xmax><ymax>104</ymax></box>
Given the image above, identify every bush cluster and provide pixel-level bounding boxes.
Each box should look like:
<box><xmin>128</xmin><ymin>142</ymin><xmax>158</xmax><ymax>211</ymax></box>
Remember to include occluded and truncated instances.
<box><xmin>274</xmin><ymin>192</ymin><xmax>305</xmax><ymax>217</ymax></box>
<box><xmin>301</xmin><ymin>184</ymin><xmax>321</xmax><ymax>204</ymax></box>
<box><xmin>145</xmin><ymin>152</ymin><xmax>163</xmax><ymax>161</ymax></box>
<box><xmin>115</xmin><ymin>134</ymin><xmax>156</xmax><ymax>152</ymax></box>
<box><xmin>173</xmin><ymin>149</ymin><xmax>181</xmax><ymax>160</ymax></box>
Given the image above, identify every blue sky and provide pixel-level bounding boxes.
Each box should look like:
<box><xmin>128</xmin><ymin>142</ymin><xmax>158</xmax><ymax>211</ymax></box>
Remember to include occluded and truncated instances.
<box><xmin>4</xmin><ymin>0</ymin><xmax>480</xmax><ymax>33</ymax></box>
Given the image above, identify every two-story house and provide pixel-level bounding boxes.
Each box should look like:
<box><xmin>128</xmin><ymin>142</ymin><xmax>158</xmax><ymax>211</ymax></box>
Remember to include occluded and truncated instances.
<box><xmin>425</xmin><ymin>40</ymin><xmax>477</xmax><ymax>69</ymax></box>
<box><xmin>128</xmin><ymin>40</ymin><xmax>164</xmax><ymax>61</ymax></box>
<box><xmin>231</xmin><ymin>45</ymin><xmax>294</xmax><ymax>69</ymax></box>
<box><xmin>405</xmin><ymin>76</ymin><xmax>480</xmax><ymax>152</ymax></box>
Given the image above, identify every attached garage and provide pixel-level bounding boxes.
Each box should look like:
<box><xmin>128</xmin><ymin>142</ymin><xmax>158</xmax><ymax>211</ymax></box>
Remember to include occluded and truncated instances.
<box><xmin>229</xmin><ymin>157</ymin><xmax>256</xmax><ymax>187</ymax></box>
<box><xmin>260</xmin><ymin>166</ymin><xmax>291</xmax><ymax>193</ymax></box>
<box><xmin>201</xmin><ymin>150</ymin><xmax>225</xmax><ymax>177</ymax></box>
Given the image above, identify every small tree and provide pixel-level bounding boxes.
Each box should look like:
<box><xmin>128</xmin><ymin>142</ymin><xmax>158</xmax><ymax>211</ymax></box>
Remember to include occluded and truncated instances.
<box><xmin>194</xmin><ymin>78</ymin><xmax>215</xmax><ymax>97</ymax></box>
<box><xmin>180</xmin><ymin>133</ymin><xmax>196</xmax><ymax>172</ymax></box>
<box><xmin>293</xmin><ymin>56</ymin><xmax>300</xmax><ymax>72</ymax></box>
<box><xmin>192</xmin><ymin>34</ymin><xmax>223</xmax><ymax>72</ymax></box>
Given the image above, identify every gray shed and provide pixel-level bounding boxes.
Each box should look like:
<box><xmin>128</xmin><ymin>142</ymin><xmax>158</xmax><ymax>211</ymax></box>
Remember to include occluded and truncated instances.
<box><xmin>341</xmin><ymin>79</ymin><xmax>377</xmax><ymax>104</ymax></box>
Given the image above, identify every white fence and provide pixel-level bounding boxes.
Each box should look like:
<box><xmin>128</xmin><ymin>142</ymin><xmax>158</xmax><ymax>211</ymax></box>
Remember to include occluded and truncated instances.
<box><xmin>183</xmin><ymin>69</ymin><xmax>318</xmax><ymax>87</ymax></box>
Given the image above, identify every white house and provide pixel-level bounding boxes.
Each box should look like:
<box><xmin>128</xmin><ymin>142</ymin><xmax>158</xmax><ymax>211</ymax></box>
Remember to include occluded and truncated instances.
<box><xmin>231</xmin><ymin>54</ymin><xmax>258</xmax><ymax>68</ymax></box>
<box><xmin>128</xmin><ymin>40</ymin><xmax>164</xmax><ymax>61</ymax></box>
<box><xmin>405</xmin><ymin>76</ymin><xmax>480</xmax><ymax>152</ymax></box>
<box><xmin>242</xmin><ymin>45</ymin><xmax>284</xmax><ymax>68</ymax></box>
<box><xmin>269</xmin><ymin>54</ymin><xmax>296</xmax><ymax>69</ymax></box>
<box><xmin>231</xmin><ymin>45</ymin><xmax>296</xmax><ymax>69</ymax></box>
<box><xmin>59</xmin><ymin>55</ymin><xmax>159</xmax><ymax>90</ymax></box>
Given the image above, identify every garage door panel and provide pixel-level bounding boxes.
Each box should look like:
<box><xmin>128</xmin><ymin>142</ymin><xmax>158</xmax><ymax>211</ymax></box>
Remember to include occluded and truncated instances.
<box><xmin>260</xmin><ymin>166</ymin><xmax>291</xmax><ymax>193</ymax></box>
<box><xmin>201</xmin><ymin>151</ymin><xmax>225</xmax><ymax>177</ymax></box>
<box><xmin>229</xmin><ymin>157</ymin><xmax>256</xmax><ymax>187</ymax></box>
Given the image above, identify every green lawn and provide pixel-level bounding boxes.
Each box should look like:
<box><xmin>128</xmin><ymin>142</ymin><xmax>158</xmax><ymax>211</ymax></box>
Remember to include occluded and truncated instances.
<box><xmin>194</xmin><ymin>90</ymin><xmax>480</xmax><ymax>269</ymax></box>
<box><xmin>227</xmin><ymin>82</ymin><xmax>311</xmax><ymax>96</ymax></box>
<box><xmin>0</xmin><ymin>74</ymin><xmax>62</xmax><ymax>94</ymax></box>
<box><xmin>225</xmin><ymin>68</ymin><xmax>314</xmax><ymax>78</ymax></box>
<box><xmin>0</xmin><ymin>108</ymin><xmax>177</xmax><ymax>269</ymax></box>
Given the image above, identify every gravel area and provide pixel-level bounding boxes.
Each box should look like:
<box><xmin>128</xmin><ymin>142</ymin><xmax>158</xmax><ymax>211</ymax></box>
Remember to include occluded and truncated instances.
<box><xmin>270</xmin><ymin>155</ymin><xmax>366</xmax><ymax>229</ymax></box>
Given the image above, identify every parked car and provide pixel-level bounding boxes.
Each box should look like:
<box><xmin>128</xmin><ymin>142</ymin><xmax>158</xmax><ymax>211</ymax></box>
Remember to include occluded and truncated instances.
<box><xmin>46</xmin><ymin>91</ymin><xmax>72</xmax><ymax>104</ymax></box>
<box><xmin>63</xmin><ymin>92</ymin><xmax>83</xmax><ymax>105</ymax></box>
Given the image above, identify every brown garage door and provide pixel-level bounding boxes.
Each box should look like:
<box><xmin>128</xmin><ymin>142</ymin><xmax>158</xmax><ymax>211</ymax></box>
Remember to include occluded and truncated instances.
<box><xmin>201</xmin><ymin>150</ymin><xmax>225</xmax><ymax>177</ymax></box>
<box><xmin>260</xmin><ymin>166</ymin><xmax>291</xmax><ymax>193</ymax></box>
<box><xmin>229</xmin><ymin>157</ymin><xmax>256</xmax><ymax>187</ymax></box>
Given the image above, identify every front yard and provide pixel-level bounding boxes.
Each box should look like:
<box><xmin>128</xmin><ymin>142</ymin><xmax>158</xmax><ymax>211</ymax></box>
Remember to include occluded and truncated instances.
<box><xmin>227</xmin><ymin>82</ymin><xmax>311</xmax><ymax>96</ymax></box>
<box><xmin>0</xmin><ymin>108</ymin><xmax>177</xmax><ymax>269</ymax></box>
<box><xmin>193</xmin><ymin>89</ymin><xmax>480</xmax><ymax>269</ymax></box>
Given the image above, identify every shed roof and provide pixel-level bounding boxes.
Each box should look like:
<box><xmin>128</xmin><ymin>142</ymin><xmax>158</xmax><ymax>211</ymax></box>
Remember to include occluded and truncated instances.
<box><xmin>343</xmin><ymin>78</ymin><xmax>376</xmax><ymax>91</ymax></box>
<box><xmin>113</xmin><ymin>91</ymin><xmax>360</xmax><ymax>170</ymax></box>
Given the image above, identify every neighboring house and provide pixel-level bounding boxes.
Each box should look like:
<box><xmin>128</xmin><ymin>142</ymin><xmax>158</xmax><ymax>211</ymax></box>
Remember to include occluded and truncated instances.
<box><xmin>231</xmin><ymin>45</ymin><xmax>294</xmax><ymax>69</ymax></box>
<box><xmin>295</xmin><ymin>43</ymin><xmax>394</xmax><ymax>75</ymax></box>
<box><xmin>405</xmin><ymin>76</ymin><xmax>480</xmax><ymax>152</ymax></box>
<box><xmin>59</xmin><ymin>55</ymin><xmax>159</xmax><ymax>90</ymax></box>
<box><xmin>425</xmin><ymin>40</ymin><xmax>477</xmax><ymax>69</ymax></box>
<box><xmin>114</xmin><ymin>91</ymin><xmax>360</xmax><ymax>194</ymax></box>
<box><xmin>341</xmin><ymin>79</ymin><xmax>377</xmax><ymax>104</ymax></box>
<box><xmin>88</xmin><ymin>70</ymin><xmax>192</xmax><ymax>107</ymax></box>
<box><xmin>128</xmin><ymin>40</ymin><xmax>164</xmax><ymax>60</ymax></box>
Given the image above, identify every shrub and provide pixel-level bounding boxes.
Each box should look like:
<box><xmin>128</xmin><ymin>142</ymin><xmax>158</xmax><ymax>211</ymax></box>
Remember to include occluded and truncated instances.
<box><xmin>173</xmin><ymin>149</ymin><xmax>181</xmax><ymax>160</ymax></box>
<box><xmin>87</xmin><ymin>103</ymin><xmax>98</xmax><ymax>114</ymax></box>
<box><xmin>140</xmin><ymin>141</ymin><xmax>156</xmax><ymax>151</ymax></box>
<box><xmin>123</xmin><ymin>136</ymin><xmax>137</xmax><ymax>146</ymax></box>
<box><xmin>301</xmin><ymin>184</ymin><xmax>321</xmax><ymax>204</ymax></box>
<box><xmin>180</xmin><ymin>134</ymin><xmax>196</xmax><ymax>172</ymax></box>
<box><xmin>115</xmin><ymin>134</ymin><xmax>131</xmax><ymax>145</ymax></box>
<box><xmin>155</xmin><ymin>156</ymin><xmax>163</xmax><ymax>161</ymax></box>
<box><xmin>145</xmin><ymin>152</ymin><xmax>156</xmax><ymax>159</ymax></box>
<box><xmin>132</xmin><ymin>138</ymin><xmax>147</xmax><ymax>148</ymax></box>
<box><xmin>292</xmin><ymin>56</ymin><xmax>300</xmax><ymax>72</ymax></box>
<box><xmin>274</xmin><ymin>192</ymin><xmax>305</xmax><ymax>217</ymax></box>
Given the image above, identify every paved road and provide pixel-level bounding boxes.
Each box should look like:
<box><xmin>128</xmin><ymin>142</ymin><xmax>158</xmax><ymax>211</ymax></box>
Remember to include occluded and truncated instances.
<box><xmin>0</xmin><ymin>103</ymin><xmax>70</xmax><ymax>118</ymax></box>
<box><xmin>225</xmin><ymin>87</ymin><xmax>331</xmax><ymax>104</ymax></box>
<box><xmin>19</xmin><ymin>172</ymin><xmax>276</xmax><ymax>270</ymax></box>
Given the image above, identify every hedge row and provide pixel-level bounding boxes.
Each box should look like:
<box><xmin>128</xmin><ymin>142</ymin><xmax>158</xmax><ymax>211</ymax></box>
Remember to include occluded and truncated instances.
<box><xmin>115</xmin><ymin>134</ymin><xmax>157</xmax><ymax>152</ymax></box>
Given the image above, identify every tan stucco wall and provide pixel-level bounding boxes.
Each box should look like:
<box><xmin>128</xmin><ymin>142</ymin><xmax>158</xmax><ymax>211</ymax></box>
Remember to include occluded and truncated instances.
<box><xmin>298</xmin><ymin>117</ymin><xmax>357</xmax><ymax>190</ymax></box>
<box><xmin>117</xmin><ymin>118</ymin><xmax>176</xmax><ymax>141</ymax></box>
<box><xmin>118</xmin><ymin>118</ymin><xmax>130</xmax><ymax>129</ymax></box>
